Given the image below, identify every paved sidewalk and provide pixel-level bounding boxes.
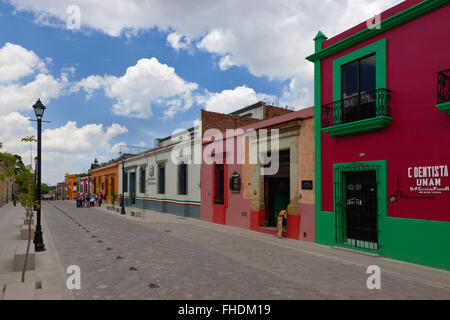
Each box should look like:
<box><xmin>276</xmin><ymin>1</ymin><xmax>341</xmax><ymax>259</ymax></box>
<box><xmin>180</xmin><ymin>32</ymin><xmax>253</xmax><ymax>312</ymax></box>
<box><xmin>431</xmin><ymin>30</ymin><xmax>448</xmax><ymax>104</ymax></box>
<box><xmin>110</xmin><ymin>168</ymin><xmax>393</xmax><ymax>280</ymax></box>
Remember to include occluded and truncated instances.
<box><xmin>0</xmin><ymin>203</ymin><xmax>74</xmax><ymax>300</ymax></box>
<box><xmin>43</xmin><ymin>201</ymin><xmax>450</xmax><ymax>299</ymax></box>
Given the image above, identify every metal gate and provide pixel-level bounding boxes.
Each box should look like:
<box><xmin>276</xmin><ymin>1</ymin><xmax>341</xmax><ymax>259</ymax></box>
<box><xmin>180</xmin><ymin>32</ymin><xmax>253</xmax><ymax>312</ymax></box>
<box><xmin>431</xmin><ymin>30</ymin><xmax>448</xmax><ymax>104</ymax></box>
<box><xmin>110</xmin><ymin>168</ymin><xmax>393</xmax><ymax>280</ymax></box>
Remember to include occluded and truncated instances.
<box><xmin>335</xmin><ymin>166</ymin><xmax>379</xmax><ymax>251</ymax></box>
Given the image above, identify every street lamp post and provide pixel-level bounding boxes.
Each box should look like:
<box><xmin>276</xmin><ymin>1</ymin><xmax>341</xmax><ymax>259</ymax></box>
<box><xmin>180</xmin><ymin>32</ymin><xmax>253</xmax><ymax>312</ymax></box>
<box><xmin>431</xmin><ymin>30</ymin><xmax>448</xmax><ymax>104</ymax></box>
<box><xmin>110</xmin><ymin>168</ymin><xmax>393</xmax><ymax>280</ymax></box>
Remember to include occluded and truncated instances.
<box><xmin>34</xmin><ymin>156</ymin><xmax>38</xmax><ymax>211</ymax></box>
<box><xmin>33</xmin><ymin>99</ymin><xmax>46</xmax><ymax>252</ymax></box>
<box><xmin>121</xmin><ymin>154</ymin><xmax>126</xmax><ymax>215</ymax></box>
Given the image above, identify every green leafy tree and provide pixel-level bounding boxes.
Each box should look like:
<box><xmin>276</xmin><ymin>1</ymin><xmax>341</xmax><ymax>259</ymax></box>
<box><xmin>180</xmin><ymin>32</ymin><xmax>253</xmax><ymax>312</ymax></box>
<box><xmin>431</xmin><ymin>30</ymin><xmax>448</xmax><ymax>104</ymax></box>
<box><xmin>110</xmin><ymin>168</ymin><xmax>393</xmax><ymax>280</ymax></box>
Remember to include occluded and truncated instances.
<box><xmin>41</xmin><ymin>183</ymin><xmax>51</xmax><ymax>195</ymax></box>
<box><xmin>21</xmin><ymin>135</ymin><xmax>37</xmax><ymax>166</ymax></box>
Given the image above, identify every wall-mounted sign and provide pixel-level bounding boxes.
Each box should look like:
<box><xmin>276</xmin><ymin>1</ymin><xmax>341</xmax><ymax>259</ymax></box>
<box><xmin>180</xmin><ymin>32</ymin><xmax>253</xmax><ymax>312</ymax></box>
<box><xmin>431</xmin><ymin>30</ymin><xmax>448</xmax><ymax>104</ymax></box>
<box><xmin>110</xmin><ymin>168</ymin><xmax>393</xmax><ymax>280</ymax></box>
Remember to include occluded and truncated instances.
<box><xmin>229</xmin><ymin>171</ymin><xmax>241</xmax><ymax>194</ymax></box>
<box><xmin>149</xmin><ymin>165</ymin><xmax>154</xmax><ymax>177</ymax></box>
<box><xmin>407</xmin><ymin>165</ymin><xmax>449</xmax><ymax>196</ymax></box>
<box><xmin>301</xmin><ymin>180</ymin><xmax>313</xmax><ymax>190</ymax></box>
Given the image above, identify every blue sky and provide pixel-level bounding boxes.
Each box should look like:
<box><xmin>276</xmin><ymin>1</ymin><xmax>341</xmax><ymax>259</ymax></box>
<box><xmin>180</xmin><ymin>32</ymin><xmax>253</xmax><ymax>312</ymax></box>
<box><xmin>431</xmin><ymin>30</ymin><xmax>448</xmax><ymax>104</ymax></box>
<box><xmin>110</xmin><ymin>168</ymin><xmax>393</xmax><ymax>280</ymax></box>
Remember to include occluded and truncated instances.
<box><xmin>0</xmin><ymin>0</ymin><xmax>401</xmax><ymax>184</ymax></box>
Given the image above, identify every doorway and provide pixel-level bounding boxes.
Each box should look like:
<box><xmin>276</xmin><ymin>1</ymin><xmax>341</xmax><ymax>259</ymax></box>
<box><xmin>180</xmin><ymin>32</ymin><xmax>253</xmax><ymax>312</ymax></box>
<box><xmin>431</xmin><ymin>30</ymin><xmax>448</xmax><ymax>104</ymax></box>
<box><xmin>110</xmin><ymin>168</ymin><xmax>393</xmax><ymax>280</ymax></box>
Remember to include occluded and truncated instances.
<box><xmin>129</xmin><ymin>172</ymin><xmax>136</xmax><ymax>205</ymax></box>
<box><xmin>344</xmin><ymin>170</ymin><xmax>378</xmax><ymax>247</ymax></box>
<box><xmin>263</xmin><ymin>150</ymin><xmax>290</xmax><ymax>227</ymax></box>
<box><xmin>265</xmin><ymin>178</ymin><xmax>290</xmax><ymax>227</ymax></box>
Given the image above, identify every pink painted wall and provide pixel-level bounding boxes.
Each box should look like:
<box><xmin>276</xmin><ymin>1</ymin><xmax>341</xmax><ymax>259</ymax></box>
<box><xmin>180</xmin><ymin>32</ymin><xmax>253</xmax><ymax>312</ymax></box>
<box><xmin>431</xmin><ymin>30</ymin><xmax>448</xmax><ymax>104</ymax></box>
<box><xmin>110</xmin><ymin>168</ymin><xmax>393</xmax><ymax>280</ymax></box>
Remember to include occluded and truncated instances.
<box><xmin>200</xmin><ymin>138</ymin><xmax>252</xmax><ymax>229</ymax></box>
<box><xmin>320</xmin><ymin>4</ymin><xmax>450</xmax><ymax>221</ymax></box>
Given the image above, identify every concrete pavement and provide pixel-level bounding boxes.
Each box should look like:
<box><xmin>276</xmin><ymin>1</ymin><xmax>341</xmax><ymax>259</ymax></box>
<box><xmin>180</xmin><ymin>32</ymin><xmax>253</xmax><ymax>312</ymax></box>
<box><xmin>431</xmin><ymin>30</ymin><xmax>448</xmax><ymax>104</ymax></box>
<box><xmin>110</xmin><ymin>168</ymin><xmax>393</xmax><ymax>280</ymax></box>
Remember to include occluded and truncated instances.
<box><xmin>0</xmin><ymin>203</ymin><xmax>74</xmax><ymax>300</ymax></box>
<box><xmin>41</xmin><ymin>200</ymin><xmax>450</xmax><ymax>300</ymax></box>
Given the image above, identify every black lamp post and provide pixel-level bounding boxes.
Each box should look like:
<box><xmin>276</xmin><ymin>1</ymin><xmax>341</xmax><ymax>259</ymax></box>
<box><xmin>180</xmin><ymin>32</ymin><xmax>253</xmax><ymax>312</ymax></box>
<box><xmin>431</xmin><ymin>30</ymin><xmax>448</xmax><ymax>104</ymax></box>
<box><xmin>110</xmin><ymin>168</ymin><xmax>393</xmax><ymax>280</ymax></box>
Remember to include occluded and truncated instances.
<box><xmin>121</xmin><ymin>154</ymin><xmax>126</xmax><ymax>215</ymax></box>
<box><xmin>34</xmin><ymin>156</ymin><xmax>38</xmax><ymax>211</ymax></box>
<box><xmin>33</xmin><ymin>98</ymin><xmax>46</xmax><ymax>252</ymax></box>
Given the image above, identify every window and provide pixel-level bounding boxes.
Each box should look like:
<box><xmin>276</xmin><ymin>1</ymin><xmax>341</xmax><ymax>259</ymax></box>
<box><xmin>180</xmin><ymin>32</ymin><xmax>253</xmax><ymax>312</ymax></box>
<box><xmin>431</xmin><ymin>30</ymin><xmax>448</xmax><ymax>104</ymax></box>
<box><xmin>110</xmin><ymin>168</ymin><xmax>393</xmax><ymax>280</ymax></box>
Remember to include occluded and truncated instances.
<box><xmin>110</xmin><ymin>177</ymin><xmax>114</xmax><ymax>196</ymax></box>
<box><xmin>436</xmin><ymin>68</ymin><xmax>450</xmax><ymax>114</ymax></box>
<box><xmin>341</xmin><ymin>54</ymin><xmax>376</xmax><ymax>123</ymax></box>
<box><xmin>321</xmin><ymin>39</ymin><xmax>390</xmax><ymax>136</ymax></box>
<box><xmin>140</xmin><ymin>167</ymin><xmax>146</xmax><ymax>193</ymax></box>
<box><xmin>214</xmin><ymin>164</ymin><xmax>224</xmax><ymax>204</ymax></box>
<box><xmin>178</xmin><ymin>162</ymin><xmax>187</xmax><ymax>195</ymax></box>
<box><xmin>158</xmin><ymin>163</ymin><xmax>165</xmax><ymax>194</ymax></box>
<box><xmin>124</xmin><ymin>172</ymin><xmax>128</xmax><ymax>192</ymax></box>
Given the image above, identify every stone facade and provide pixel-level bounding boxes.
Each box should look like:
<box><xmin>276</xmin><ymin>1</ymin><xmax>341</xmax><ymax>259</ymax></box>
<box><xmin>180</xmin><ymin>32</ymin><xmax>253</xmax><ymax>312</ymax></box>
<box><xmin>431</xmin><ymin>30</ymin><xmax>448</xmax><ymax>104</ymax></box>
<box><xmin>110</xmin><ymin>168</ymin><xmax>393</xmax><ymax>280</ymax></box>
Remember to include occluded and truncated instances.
<box><xmin>0</xmin><ymin>170</ymin><xmax>14</xmax><ymax>207</ymax></box>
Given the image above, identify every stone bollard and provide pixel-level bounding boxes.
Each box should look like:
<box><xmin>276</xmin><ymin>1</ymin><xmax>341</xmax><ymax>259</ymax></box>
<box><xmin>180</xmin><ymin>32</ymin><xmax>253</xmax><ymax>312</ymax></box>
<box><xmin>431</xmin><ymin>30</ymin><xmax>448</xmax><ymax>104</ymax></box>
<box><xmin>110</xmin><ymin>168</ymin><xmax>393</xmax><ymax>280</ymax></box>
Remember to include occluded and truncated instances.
<box><xmin>21</xmin><ymin>225</ymin><xmax>35</xmax><ymax>240</ymax></box>
<box><xmin>24</xmin><ymin>218</ymin><xmax>35</xmax><ymax>225</ymax></box>
<box><xmin>13</xmin><ymin>242</ymin><xmax>35</xmax><ymax>271</ymax></box>
<box><xmin>3</xmin><ymin>282</ymin><xmax>36</xmax><ymax>300</ymax></box>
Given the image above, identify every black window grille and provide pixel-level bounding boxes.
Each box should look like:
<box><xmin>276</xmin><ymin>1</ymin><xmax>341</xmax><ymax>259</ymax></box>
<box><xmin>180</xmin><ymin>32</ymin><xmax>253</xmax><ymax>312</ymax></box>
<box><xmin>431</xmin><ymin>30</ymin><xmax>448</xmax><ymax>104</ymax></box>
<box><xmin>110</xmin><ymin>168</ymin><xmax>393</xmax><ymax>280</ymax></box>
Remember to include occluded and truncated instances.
<box><xmin>335</xmin><ymin>168</ymin><xmax>379</xmax><ymax>251</ymax></box>
<box><xmin>140</xmin><ymin>168</ymin><xmax>146</xmax><ymax>193</ymax></box>
<box><xmin>123</xmin><ymin>173</ymin><xmax>128</xmax><ymax>192</ymax></box>
<box><xmin>322</xmin><ymin>88</ymin><xmax>391</xmax><ymax>128</ymax></box>
<box><xmin>214</xmin><ymin>164</ymin><xmax>224</xmax><ymax>204</ymax></box>
<box><xmin>437</xmin><ymin>68</ymin><xmax>450</xmax><ymax>104</ymax></box>
<box><xmin>178</xmin><ymin>162</ymin><xmax>188</xmax><ymax>195</ymax></box>
<box><xmin>157</xmin><ymin>163</ymin><xmax>165</xmax><ymax>194</ymax></box>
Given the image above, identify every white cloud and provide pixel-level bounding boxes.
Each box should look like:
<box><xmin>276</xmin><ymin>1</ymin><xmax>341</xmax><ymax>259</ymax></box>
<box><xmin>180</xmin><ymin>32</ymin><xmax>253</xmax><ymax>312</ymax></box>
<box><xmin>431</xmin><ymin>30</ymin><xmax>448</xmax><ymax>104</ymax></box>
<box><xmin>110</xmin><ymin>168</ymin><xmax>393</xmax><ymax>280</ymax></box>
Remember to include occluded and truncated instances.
<box><xmin>6</xmin><ymin>0</ymin><xmax>403</xmax><ymax>108</ymax></box>
<box><xmin>73</xmin><ymin>57</ymin><xmax>199</xmax><ymax>119</ymax></box>
<box><xmin>218</xmin><ymin>55</ymin><xmax>237</xmax><ymax>71</ymax></box>
<box><xmin>166</xmin><ymin>32</ymin><xmax>193</xmax><ymax>53</ymax></box>
<box><xmin>0</xmin><ymin>114</ymin><xmax>128</xmax><ymax>184</ymax></box>
<box><xmin>0</xmin><ymin>43</ymin><xmax>68</xmax><ymax>116</ymax></box>
<box><xmin>199</xmin><ymin>86</ymin><xmax>276</xmax><ymax>114</ymax></box>
<box><xmin>0</xmin><ymin>42</ymin><xmax>48</xmax><ymax>82</ymax></box>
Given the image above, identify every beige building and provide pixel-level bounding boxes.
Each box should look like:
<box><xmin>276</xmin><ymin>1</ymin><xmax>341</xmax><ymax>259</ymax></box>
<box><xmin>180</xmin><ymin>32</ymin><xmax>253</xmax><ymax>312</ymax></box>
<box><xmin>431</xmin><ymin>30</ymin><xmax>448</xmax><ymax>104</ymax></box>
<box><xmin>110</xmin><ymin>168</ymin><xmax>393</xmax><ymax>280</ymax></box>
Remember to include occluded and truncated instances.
<box><xmin>0</xmin><ymin>170</ymin><xmax>14</xmax><ymax>207</ymax></box>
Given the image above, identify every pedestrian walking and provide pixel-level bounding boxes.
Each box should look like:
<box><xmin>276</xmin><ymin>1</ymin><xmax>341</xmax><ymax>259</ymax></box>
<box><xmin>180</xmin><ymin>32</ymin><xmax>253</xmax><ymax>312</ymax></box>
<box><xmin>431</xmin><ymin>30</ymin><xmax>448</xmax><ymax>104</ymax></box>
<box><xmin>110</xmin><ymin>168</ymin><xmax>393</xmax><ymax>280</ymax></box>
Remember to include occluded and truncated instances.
<box><xmin>76</xmin><ymin>193</ymin><xmax>80</xmax><ymax>207</ymax></box>
<box><xmin>98</xmin><ymin>193</ymin><xmax>103</xmax><ymax>207</ymax></box>
<box><xmin>90</xmin><ymin>194</ymin><xmax>95</xmax><ymax>207</ymax></box>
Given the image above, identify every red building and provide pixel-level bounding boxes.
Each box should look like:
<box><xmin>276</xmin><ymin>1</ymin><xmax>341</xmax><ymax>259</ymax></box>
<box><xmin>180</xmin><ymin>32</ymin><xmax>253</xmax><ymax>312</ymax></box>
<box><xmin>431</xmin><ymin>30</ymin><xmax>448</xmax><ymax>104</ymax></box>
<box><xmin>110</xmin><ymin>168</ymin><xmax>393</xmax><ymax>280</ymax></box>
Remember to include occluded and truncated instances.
<box><xmin>307</xmin><ymin>0</ymin><xmax>450</xmax><ymax>269</ymax></box>
<box><xmin>201</xmin><ymin>107</ymin><xmax>315</xmax><ymax>241</ymax></box>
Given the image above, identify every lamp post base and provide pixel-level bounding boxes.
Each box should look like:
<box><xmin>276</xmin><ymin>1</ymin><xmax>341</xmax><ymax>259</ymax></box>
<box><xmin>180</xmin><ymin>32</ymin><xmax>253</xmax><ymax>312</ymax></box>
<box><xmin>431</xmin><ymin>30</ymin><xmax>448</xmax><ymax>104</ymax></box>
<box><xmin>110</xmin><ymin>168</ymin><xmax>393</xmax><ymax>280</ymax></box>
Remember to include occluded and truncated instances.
<box><xmin>33</xmin><ymin>228</ymin><xmax>46</xmax><ymax>252</ymax></box>
<box><xmin>121</xmin><ymin>206</ymin><xmax>126</xmax><ymax>215</ymax></box>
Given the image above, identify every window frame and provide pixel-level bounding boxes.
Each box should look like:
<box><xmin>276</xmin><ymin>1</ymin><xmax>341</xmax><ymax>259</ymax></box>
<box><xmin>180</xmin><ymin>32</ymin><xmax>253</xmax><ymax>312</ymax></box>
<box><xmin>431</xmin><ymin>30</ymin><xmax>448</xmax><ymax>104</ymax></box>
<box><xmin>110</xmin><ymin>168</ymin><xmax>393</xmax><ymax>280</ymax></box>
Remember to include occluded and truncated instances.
<box><xmin>323</xmin><ymin>39</ymin><xmax>390</xmax><ymax>136</ymax></box>
<box><xmin>140</xmin><ymin>167</ymin><xmax>146</xmax><ymax>194</ymax></box>
<box><xmin>178</xmin><ymin>162</ymin><xmax>188</xmax><ymax>195</ymax></box>
<box><xmin>157</xmin><ymin>163</ymin><xmax>165</xmax><ymax>194</ymax></box>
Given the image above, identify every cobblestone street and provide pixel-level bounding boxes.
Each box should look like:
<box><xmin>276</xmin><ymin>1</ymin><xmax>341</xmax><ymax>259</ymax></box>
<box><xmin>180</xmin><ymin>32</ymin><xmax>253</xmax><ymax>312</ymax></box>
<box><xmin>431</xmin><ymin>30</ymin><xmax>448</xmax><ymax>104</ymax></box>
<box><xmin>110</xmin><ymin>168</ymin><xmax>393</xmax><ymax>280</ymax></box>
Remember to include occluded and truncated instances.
<box><xmin>43</xmin><ymin>201</ymin><xmax>450</xmax><ymax>300</ymax></box>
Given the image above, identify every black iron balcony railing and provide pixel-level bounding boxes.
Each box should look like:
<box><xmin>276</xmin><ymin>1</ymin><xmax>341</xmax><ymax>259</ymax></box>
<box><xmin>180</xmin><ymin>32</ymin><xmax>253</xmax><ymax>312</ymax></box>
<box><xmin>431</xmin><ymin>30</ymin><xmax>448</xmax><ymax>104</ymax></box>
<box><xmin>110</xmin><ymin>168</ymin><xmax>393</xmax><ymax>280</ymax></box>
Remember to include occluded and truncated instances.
<box><xmin>437</xmin><ymin>69</ymin><xmax>450</xmax><ymax>105</ymax></box>
<box><xmin>322</xmin><ymin>88</ymin><xmax>392</xmax><ymax>128</ymax></box>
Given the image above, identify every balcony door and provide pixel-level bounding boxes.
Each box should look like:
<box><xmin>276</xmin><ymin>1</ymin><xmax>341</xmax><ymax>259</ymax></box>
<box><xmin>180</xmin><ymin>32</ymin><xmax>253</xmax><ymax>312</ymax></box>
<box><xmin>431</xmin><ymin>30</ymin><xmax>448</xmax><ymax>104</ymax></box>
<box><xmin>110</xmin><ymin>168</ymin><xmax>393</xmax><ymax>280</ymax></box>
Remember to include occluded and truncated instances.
<box><xmin>341</xmin><ymin>54</ymin><xmax>376</xmax><ymax>123</ymax></box>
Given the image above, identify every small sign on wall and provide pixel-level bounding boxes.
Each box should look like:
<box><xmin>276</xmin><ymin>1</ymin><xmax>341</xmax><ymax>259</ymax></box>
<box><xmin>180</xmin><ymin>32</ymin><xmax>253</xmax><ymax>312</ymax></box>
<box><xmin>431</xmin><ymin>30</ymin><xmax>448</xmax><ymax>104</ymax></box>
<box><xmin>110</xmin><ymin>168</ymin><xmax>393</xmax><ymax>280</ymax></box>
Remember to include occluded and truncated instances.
<box><xmin>407</xmin><ymin>165</ymin><xmax>449</xmax><ymax>196</ymax></box>
<box><xmin>301</xmin><ymin>180</ymin><xmax>313</xmax><ymax>190</ymax></box>
<box><xmin>229</xmin><ymin>172</ymin><xmax>241</xmax><ymax>194</ymax></box>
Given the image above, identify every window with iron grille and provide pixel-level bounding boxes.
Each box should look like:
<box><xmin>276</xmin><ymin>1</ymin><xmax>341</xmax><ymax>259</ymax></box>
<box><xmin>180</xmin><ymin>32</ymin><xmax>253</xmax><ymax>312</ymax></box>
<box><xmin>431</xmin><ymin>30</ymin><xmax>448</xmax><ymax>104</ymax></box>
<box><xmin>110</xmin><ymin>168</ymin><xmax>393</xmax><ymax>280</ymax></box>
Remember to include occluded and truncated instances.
<box><xmin>322</xmin><ymin>39</ymin><xmax>391</xmax><ymax>135</ymax></box>
<box><xmin>333</xmin><ymin>161</ymin><xmax>387</xmax><ymax>252</ymax></box>
<box><xmin>437</xmin><ymin>69</ymin><xmax>450</xmax><ymax>105</ymax></box>
<box><xmin>140</xmin><ymin>167</ymin><xmax>146</xmax><ymax>193</ymax></box>
<box><xmin>124</xmin><ymin>172</ymin><xmax>128</xmax><ymax>192</ymax></box>
<box><xmin>178</xmin><ymin>162</ymin><xmax>187</xmax><ymax>195</ymax></box>
<box><xmin>158</xmin><ymin>163</ymin><xmax>165</xmax><ymax>194</ymax></box>
<box><xmin>214</xmin><ymin>164</ymin><xmax>224</xmax><ymax>204</ymax></box>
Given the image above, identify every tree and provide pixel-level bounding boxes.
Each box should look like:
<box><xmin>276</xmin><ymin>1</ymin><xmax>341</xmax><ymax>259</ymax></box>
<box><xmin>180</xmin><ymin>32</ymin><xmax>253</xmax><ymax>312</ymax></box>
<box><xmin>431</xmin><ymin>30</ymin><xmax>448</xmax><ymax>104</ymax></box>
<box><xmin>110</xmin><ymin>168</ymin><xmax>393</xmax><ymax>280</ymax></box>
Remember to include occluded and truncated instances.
<box><xmin>90</xmin><ymin>158</ymin><xmax>99</xmax><ymax>170</ymax></box>
<box><xmin>41</xmin><ymin>183</ymin><xmax>51</xmax><ymax>195</ymax></box>
<box><xmin>21</xmin><ymin>135</ymin><xmax>37</xmax><ymax>166</ymax></box>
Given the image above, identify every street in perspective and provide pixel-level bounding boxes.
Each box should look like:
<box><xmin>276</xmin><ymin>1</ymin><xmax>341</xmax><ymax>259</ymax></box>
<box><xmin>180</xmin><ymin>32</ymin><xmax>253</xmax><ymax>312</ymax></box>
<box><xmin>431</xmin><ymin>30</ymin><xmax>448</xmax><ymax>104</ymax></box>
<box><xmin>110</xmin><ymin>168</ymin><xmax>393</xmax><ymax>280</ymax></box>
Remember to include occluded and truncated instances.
<box><xmin>0</xmin><ymin>0</ymin><xmax>449</xmax><ymax>311</ymax></box>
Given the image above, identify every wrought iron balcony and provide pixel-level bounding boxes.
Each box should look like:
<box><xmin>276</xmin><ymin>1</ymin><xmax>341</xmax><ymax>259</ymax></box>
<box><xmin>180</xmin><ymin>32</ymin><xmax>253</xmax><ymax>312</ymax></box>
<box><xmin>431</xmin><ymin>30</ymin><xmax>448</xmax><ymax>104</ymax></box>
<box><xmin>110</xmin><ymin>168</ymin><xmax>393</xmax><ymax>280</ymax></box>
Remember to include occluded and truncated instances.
<box><xmin>322</xmin><ymin>89</ymin><xmax>392</xmax><ymax>132</ymax></box>
<box><xmin>437</xmin><ymin>69</ymin><xmax>450</xmax><ymax>105</ymax></box>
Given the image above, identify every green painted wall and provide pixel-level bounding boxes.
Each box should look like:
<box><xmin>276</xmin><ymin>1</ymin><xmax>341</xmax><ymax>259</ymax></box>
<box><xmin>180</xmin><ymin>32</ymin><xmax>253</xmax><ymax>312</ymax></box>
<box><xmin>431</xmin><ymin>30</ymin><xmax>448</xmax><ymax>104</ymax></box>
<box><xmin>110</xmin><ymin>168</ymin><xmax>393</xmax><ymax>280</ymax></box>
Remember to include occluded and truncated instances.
<box><xmin>309</xmin><ymin>1</ymin><xmax>450</xmax><ymax>270</ymax></box>
<box><xmin>382</xmin><ymin>217</ymin><xmax>450</xmax><ymax>270</ymax></box>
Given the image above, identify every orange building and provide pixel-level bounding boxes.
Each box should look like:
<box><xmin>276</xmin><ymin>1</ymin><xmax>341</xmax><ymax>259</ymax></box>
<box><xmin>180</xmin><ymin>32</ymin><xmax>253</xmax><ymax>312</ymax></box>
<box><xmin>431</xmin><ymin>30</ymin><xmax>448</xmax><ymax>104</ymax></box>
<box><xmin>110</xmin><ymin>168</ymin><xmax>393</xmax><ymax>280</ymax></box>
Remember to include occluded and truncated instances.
<box><xmin>66</xmin><ymin>173</ymin><xmax>78</xmax><ymax>200</ymax></box>
<box><xmin>91</xmin><ymin>160</ymin><xmax>119</xmax><ymax>204</ymax></box>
